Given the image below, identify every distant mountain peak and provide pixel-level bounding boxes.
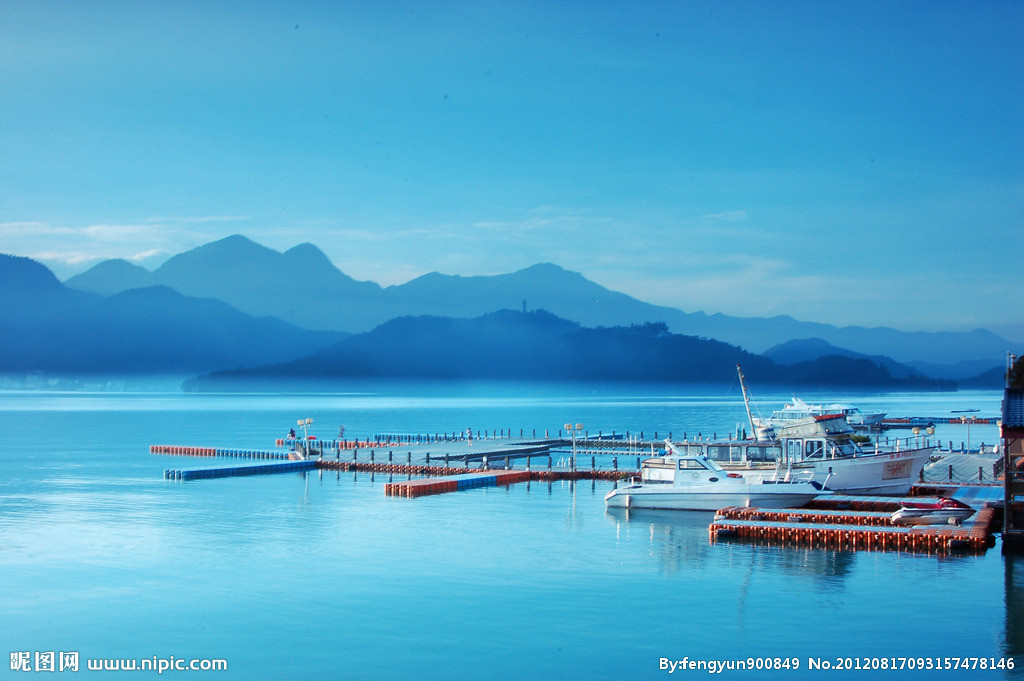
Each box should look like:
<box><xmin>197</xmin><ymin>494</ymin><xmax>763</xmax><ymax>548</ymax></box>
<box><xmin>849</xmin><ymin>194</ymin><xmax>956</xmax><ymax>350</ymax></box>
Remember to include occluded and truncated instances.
<box><xmin>513</xmin><ymin>262</ymin><xmax>583</xmax><ymax>280</ymax></box>
<box><xmin>64</xmin><ymin>258</ymin><xmax>154</xmax><ymax>296</ymax></box>
<box><xmin>183</xmin><ymin>234</ymin><xmax>275</xmax><ymax>258</ymax></box>
<box><xmin>0</xmin><ymin>253</ymin><xmax>64</xmax><ymax>292</ymax></box>
<box><xmin>213</xmin><ymin>234</ymin><xmax>260</xmax><ymax>248</ymax></box>
<box><xmin>284</xmin><ymin>242</ymin><xmax>326</xmax><ymax>257</ymax></box>
<box><xmin>283</xmin><ymin>242</ymin><xmax>337</xmax><ymax>270</ymax></box>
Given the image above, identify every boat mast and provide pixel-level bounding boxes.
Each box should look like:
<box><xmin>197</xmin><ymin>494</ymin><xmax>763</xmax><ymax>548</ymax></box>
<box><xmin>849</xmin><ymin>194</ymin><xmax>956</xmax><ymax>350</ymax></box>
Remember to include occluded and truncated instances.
<box><xmin>737</xmin><ymin>364</ymin><xmax>757</xmax><ymax>439</ymax></box>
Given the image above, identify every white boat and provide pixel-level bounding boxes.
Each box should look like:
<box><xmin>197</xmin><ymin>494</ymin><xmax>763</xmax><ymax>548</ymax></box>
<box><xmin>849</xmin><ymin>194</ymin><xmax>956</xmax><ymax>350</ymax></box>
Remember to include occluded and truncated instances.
<box><xmin>889</xmin><ymin>497</ymin><xmax>976</xmax><ymax>526</ymax></box>
<box><xmin>604</xmin><ymin>444</ymin><xmax>829</xmax><ymax>511</ymax></box>
<box><xmin>751</xmin><ymin>396</ymin><xmax>886</xmax><ymax>438</ymax></box>
<box><xmin>646</xmin><ymin>366</ymin><xmax>933</xmax><ymax>496</ymax></box>
<box><xmin>833</xmin><ymin>403</ymin><xmax>886</xmax><ymax>429</ymax></box>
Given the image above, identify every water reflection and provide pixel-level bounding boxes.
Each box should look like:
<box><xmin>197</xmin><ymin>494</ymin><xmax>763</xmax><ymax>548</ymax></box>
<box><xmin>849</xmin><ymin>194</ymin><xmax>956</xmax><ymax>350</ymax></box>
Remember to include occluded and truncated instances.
<box><xmin>605</xmin><ymin>506</ymin><xmax>861</xmax><ymax>582</ymax></box>
<box><xmin>1005</xmin><ymin>551</ymin><xmax>1024</xmax><ymax>661</ymax></box>
<box><xmin>605</xmin><ymin>507</ymin><xmax>710</xmax><ymax>576</ymax></box>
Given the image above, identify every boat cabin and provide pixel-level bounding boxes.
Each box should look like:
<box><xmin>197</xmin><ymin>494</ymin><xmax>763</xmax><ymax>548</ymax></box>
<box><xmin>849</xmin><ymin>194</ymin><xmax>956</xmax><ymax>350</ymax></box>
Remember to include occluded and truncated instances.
<box><xmin>642</xmin><ymin>415</ymin><xmax>865</xmax><ymax>482</ymax></box>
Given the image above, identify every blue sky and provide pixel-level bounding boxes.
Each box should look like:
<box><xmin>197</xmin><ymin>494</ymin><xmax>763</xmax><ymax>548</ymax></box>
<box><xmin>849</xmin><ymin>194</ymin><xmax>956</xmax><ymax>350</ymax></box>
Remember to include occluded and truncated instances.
<box><xmin>2</xmin><ymin>1</ymin><xmax>1021</xmax><ymax>339</ymax></box>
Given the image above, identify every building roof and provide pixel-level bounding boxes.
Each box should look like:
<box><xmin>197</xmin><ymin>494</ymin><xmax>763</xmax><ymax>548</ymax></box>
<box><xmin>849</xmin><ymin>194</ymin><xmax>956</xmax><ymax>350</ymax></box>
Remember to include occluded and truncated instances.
<box><xmin>1004</xmin><ymin>388</ymin><xmax>1024</xmax><ymax>429</ymax></box>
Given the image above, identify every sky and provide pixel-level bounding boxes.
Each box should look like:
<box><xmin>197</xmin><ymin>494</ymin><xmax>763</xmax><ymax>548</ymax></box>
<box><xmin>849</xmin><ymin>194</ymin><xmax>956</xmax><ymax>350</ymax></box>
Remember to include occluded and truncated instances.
<box><xmin>1</xmin><ymin>1</ymin><xmax>1022</xmax><ymax>340</ymax></box>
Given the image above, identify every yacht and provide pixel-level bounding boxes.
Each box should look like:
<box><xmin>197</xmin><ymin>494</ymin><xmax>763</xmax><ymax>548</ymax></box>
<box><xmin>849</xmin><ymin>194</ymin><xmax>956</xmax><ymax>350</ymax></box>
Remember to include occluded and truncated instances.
<box><xmin>751</xmin><ymin>397</ymin><xmax>886</xmax><ymax>438</ymax></box>
<box><xmin>644</xmin><ymin>366</ymin><xmax>934</xmax><ymax>496</ymax></box>
<box><xmin>643</xmin><ymin>413</ymin><xmax>932</xmax><ymax>495</ymax></box>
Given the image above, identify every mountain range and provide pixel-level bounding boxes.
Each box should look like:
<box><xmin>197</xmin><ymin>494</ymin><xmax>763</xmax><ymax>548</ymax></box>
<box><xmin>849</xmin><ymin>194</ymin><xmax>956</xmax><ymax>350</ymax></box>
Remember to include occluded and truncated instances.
<box><xmin>1</xmin><ymin>235</ymin><xmax>1016</xmax><ymax>386</ymax></box>
<box><xmin>0</xmin><ymin>254</ymin><xmax>343</xmax><ymax>374</ymax></box>
<box><xmin>64</xmin><ymin>235</ymin><xmax>1019</xmax><ymax>371</ymax></box>
<box><xmin>185</xmin><ymin>311</ymin><xmax>952</xmax><ymax>391</ymax></box>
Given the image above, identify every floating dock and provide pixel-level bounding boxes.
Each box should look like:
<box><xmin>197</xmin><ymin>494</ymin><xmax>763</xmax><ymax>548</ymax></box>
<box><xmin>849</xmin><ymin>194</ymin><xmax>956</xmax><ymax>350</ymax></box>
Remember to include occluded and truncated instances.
<box><xmin>314</xmin><ymin>459</ymin><xmax>627</xmax><ymax>481</ymax></box>
<box><xmin>709</xmin><ymin>499</ymin><xmax>998</xmax><ymax>553</ymax></box>
<box><xmin>383</xmin><ymin>470</ymin><xmax>532</xmax><ymax>498</ymax></box>
<box><xmin>164</xmin><ymin>460</ymin><xmax>316</xmax><ymax>481</ymax></box>
<box><xmin>151</xmin><ymin>445</ymin><xmax>289</xmax><ymax>460</ymax></box>
<box><xmin>153</xmin><ymin>443</ymin><xmax>628</xmax><ymax>483</ymax></box>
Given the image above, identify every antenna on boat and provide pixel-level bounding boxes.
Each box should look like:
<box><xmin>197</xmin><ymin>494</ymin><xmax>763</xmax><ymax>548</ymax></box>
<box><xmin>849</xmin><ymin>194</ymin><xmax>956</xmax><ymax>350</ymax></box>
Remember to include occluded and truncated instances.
<box><xmin>736</xmin><ymin>365</ymin><xmax>758</xmax><ymax>440</ymax></box>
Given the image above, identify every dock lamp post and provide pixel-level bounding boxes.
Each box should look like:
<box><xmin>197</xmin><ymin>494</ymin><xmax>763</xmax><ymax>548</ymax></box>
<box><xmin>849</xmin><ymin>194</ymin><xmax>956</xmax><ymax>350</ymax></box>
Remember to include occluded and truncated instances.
<box><xmin>565</xmin><ymin>423</ymin><xmax>584</xmax><ymax>463</ymax></box>
<box><xmin>952</xmin><ymin>409</ymin><xmax>978</xmax><ymax>452</ymax></box>
<box><xmin>298</xmin><ymin>418</ymin><xmax>313</xmax><ymax>447</ymax></box>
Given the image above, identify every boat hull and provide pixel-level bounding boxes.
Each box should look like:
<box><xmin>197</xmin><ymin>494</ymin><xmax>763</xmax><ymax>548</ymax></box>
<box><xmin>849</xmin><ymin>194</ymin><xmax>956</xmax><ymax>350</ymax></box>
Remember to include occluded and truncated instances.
<box><xmin>781</xmin><ymin>448</ymin><xmax>933</xmax><ymax>495</ymax></box>
<box><xmin>643</xmin><ymin>448</ymin><xmax>932</xmax><ymax>495</ymax></box>
<box><xmin>890</xmin><ymin>510</ymin><xmax>974</xmax><ymax>526</ymax></box>
<box><xmin>604</xmin><ymin>484</ymin><xmax>821</xmax><ymax>511</ymax></box>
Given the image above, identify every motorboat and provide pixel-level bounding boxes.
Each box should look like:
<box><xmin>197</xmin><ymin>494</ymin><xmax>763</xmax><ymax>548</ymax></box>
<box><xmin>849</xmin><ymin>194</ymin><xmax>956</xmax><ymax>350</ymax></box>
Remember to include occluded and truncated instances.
<box><xmin>603</xmin><ymin>444</ymin><xmax>829</xmax><ymax>511</ymax></box>
<box><xmin>890</xmin><ymin>497</ymin><xmax>976</xmax><ymax>526</ymax></box>
<box><xmin>697</xmin><ymin>366</ymin><xmax>934</xmax><ymax>495</ymax></box>
<box><xmin>751</xmin><ymin>396</ymin><xmax>886</xmax><ymax>438</ymax></box>
<box><xmin>833</xmin><ymin>403</ymin><xmax>886</xmax><ymax>429</ymax></box>
<box><xmin>643</xmin><ymin>414</ymin><xmax>933</xmax><ymax>496</ymax></box>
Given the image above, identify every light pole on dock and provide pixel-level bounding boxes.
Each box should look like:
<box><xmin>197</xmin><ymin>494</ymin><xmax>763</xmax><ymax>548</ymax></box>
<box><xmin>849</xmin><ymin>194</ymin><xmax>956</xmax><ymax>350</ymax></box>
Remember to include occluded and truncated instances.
<box><xmin>298</xmin><ymin>418</ymin><xmax>313</xmax><ymax>444</ymax></box>
<box><xmin>952</xmin><ymin>409</ymin><xmax>978</xmax><ymax>452</ymax></box>
<box><xmin>565</xmin><ymin>422</ymin><xmax>583</xmax><ymax>459</ymax></box>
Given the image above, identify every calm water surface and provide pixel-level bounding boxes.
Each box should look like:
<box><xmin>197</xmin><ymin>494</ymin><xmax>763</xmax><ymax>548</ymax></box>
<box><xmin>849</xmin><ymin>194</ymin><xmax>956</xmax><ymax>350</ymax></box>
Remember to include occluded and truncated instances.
<box><xmin>0</xmin><ymin>382</ymin><xmax>1019</xmax><ymax>680</ymax></box>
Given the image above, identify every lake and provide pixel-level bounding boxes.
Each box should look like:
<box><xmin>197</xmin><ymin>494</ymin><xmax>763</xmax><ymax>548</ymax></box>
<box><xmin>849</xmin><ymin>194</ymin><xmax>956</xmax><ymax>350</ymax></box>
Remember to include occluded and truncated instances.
<box><xmin>0</xmin><ymin>381</ymin><xmax>1019</xmax><ymax>680</ymax></box>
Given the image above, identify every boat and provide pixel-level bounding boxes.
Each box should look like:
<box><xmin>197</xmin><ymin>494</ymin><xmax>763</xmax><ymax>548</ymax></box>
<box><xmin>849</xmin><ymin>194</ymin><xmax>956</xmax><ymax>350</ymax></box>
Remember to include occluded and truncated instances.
<box><xmin>640</xmin><ymin>366</ymin><xmax>933</xmax><ymax>496</ymax></box>
<box><xmin>751</xmin><ymin>396</ymin><xmax>886</xmax><ymax>438</ymax></box>
<box><xmin>889</xmin><ymin>497</ymin><xmax>976</xmax><ymax>526</ymax></box>
<box><xmin>603</xmin><ymin>443</ymin><xmax>829</xmax><ymax>511</ymax></box>
<box><xmin>834</xmin><ymin>403</ymin><xmax>887</xmax><ymax>429</ymax></box>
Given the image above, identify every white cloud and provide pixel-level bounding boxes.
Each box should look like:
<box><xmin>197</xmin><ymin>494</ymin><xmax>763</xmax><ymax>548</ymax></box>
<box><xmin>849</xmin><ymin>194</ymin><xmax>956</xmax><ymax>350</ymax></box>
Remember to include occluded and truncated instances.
<box><xmin>141</xmin><ymin>215</ymin><xmax>251</xmax><ymax>225</ymax></box>
<box><xmin>702</xmin><ymin>210</ymin><xmax>747</xmax><ymax>222</ymax></box>
<box><xmin>0</xmin><ymin>217</ymin><xmax>257</xmax><ymax>278</ymax></box>
<box><xmin>29</xmin><ymin>250</ymin><xmax>104</xmax><ymax>266</ymax></box>
<box><xmin>0</xmin><ymin>221</ymin><xmax>75</xmax><ymax>237</ymax></box>
<box><xmin>128</xmin><ymin>249</ymin><xmax>170</xmax><ymax>261</ymax></box>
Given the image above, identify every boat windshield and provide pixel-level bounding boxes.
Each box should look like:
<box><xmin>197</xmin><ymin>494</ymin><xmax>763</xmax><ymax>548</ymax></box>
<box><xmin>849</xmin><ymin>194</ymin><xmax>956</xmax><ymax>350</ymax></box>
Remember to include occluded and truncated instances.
<box><xmin>676</xmin><ymin>456</ymin><xmax>724</xmax><ymax>472</ymax></box>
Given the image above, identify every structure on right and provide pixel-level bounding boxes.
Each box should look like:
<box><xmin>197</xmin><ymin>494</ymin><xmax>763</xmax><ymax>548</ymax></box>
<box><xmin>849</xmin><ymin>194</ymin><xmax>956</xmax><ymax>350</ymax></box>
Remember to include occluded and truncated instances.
<box><xmin>1003</xmin><ymin>354</ymin><xmax>1024</xmax><ymax>551</ymax></box>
